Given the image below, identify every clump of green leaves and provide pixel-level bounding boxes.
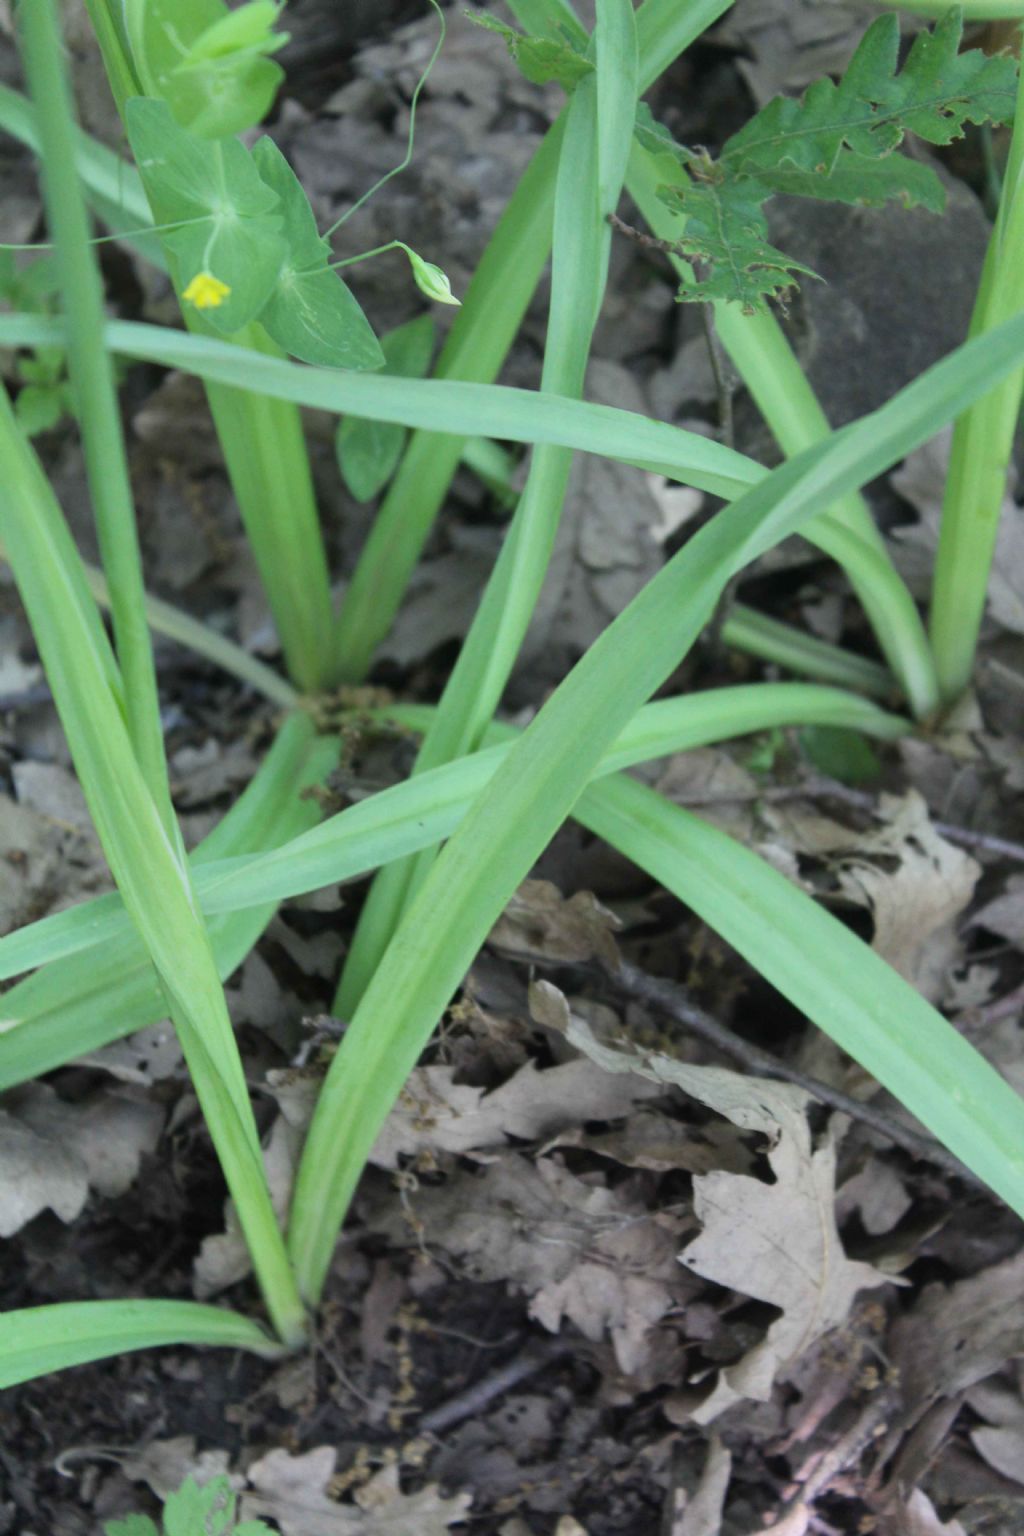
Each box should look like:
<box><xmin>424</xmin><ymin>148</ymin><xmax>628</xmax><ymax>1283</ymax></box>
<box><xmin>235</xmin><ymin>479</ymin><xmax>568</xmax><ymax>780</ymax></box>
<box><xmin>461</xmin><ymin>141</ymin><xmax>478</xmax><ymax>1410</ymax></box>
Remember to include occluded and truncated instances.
<box><xmin>467</xmin><ymin>10</ymin><xmax>593</xmax><ymax>91</ymax></box>
<box><xmin>125</xmin><ymin>98</ymin><xmax>384</xmax><ymax>367</ymax></box>
<box><xmin>105</xmin><ymin>1475</ymin><xmax>272</xmax><ymax>1536</ymax></box>
<box><xmin>637</xmin><ymin>7</ymin><xmax>1018</xmax><ymax>311</ymax></box>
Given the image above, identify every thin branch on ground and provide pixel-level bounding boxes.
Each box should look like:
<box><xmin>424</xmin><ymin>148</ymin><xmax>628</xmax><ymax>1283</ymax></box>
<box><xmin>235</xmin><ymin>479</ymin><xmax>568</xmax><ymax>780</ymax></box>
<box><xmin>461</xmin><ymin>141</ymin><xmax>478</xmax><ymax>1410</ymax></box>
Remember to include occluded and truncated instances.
<box><xmin>677</xmin><ymin>773</ymin><xmax>1024</xmax><ymax>864</ymax></box>
<box><xmin>602</xmin><ymin>960</ymin><xmax>988</xmax><ymax>1192</ymax></box>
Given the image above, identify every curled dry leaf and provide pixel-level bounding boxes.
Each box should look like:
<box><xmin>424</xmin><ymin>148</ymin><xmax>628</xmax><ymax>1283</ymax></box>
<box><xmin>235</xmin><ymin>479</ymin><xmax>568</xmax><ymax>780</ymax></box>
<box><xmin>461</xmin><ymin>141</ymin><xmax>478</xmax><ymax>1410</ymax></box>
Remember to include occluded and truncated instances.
<box><xmin>240</xmin><ymin>1447</ymin><xmax>471</xmax><ymax>1536</ymax></box>
<box><xmin>0</xmin><ymin>1082</ymin><xmax>163</xmax><ymax>1237</ymax></box>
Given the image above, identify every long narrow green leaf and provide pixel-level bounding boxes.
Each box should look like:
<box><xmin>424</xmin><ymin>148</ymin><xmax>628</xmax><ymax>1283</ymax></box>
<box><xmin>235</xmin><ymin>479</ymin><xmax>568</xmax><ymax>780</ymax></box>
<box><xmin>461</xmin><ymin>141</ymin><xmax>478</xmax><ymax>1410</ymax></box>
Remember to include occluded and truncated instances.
<box><xmin>577</xmin><ymin>773</ymin><xmax>1024</xmax><ymax>1213</ymax></box>
<box><xmin>287</xmin><ymin>305</ymin><xmax>1024</xmax><ymax>1304</ymax></box>
<box><xmin>0</xmin><ymin>388</ymin><xmax>305</xmax><ymax>1345</ymax></box>
<box><xmin>0</xmin><ymin>313</ymin><xmax>762</xmax><ymax>498</ymax></box>
<box><xmin>0</xmin><ymin>1300</ymin><xmax>283</xmax><ymax>1389</ymax></box>
<box><xmin>0</xmin><ymin>719</ymin><xmax>337</xmax><ymax>1092</ymax></box>
<box><xmin>929</xmin><ymin>55</ymin><xmax>1024</xmax><ymax>703</ymax></box>
<box><xmin>18</xmin><ymin>0</ymin><xmax>174</xmax><ymax>828</ymax></box>
<box><xmin>0</xmin><ymin>686</ymin><xmax>907</xmax><ymax>988</ymax></box>
<box><xmin>336</xmin><ymin>0</ymin><xmax>640</xmax><ymax>1014</ymax></box>
<box><xmin>624</xmin><ymin>138</ymin><xmax>940</xmax><ymax>718</ymax></box>
<box><xmin>330</xmin><ymin>0</ymin><xmax>735</xmax><ymax>681</ymax></box>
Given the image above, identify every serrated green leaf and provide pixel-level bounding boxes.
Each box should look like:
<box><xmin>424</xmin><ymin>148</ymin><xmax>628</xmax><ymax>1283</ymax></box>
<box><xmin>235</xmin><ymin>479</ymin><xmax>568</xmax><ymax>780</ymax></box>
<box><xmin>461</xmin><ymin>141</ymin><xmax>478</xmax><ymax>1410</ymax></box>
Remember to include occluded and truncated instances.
<box><xmin>721</xmin><ymin>10</ymin><xmax>1017</xmax><ymax>177</ymax></box>
<box><xmin>126</xmin><ymin>98</ymin><xmax>285</xmax><ymax>334</ymax></box>
<box><xmin>659</xmin><ymin>177</ymin><xmax>819</xmax><ymax>312</ymax></box>
<box><xmin>468</xmin><ymin>10</ymin><xmax>594</xmax><ymax>90</ymax></box>
<box><xmin>642</xmin><ymin>8</ymin><xmax>1019</xmax><ymax>312</ymax></box>
<box><xmin>104</xmin><ymin>1518</ymin><xmax>159</xmax><ymax>1536</ymax></box>
<box><xmin>250</xmin><ymin>136</ymin><xmax>384</xmax><ymax>369</ymax></box>
<box><xmin>337</xmin><ymin>314</ymin><xmax>436</xmax><ymax>499</ymax></box>
<box><xmin>163</xmin><ymin>1476</ymin><xmax>236</xmax><ymax>1536</ymax></box>
<box><xmin>124</xmin><ymin>0</ymin><xmax>286</xmax><ymax>137</ymax></box>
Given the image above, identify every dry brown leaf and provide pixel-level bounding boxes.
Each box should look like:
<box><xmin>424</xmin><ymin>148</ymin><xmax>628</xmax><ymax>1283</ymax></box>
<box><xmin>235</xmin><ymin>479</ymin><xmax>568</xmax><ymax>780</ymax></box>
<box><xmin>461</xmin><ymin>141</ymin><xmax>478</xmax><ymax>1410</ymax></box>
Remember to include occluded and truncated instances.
<box><xmin>833</xmin><ymin>791</ymin><xmax>979</xmax><ymax>1000</ymax></box>
<box><xmin>890</xmin><ymin>1251</ymin><xmax>1024</xmax><ymax>1422</ymax></box>
<box><xmin>670</xmin><ymin>1436</ymin><xmax>732</xmax><ymax>1536</ymax></box>
<box><xmin>896</xmin><ymin>1489</ymin><xmax>967</xmax><ymax>1536</ymax></box>
<box><xmin>370</xmin><ymin>1151</ymin><xmax>690</xmax><ymax>1377</ymax></box>
<box><xmin>971</xmin><ymin>874</ymin><xmax>1024</xmax><ymax>951</ymax></box>
<box><xmin>241</xmin><ymin>1448</ymin><xmax>471</xmax><ymax>1535</ymax></box>
<box><xmin>121</xmin><ymin>1436</ymin><xmax>238</xmax><ymax>1500</ymax></box>
<box><xmin>681</xmin><ymin>1117</ymin><xmax>888</xmax><ymax>1421</ymax></box>
<box><xmin>0</xmin><ymin>1082</ymin><xmax>163</xmax><ymax>1237</ymax></box>
<box><xmin>966</xmin><ymin>1377</ymin><xmax>1024</xmax><ymax>1487</ymax></box>
<box><xmin>370</xmin><ymin>1056</ymin><xmax>661</xmax><ymax>1169</ymax></box>
<box><xmin>546</xmin><ymin>1108</ymin><xmax>753</xmax><ymax>1178</ymax></box>
<box><xmin>488</xmin><ymin>878</ymin><xmax>621</xmax><ymax>968</ymax></box>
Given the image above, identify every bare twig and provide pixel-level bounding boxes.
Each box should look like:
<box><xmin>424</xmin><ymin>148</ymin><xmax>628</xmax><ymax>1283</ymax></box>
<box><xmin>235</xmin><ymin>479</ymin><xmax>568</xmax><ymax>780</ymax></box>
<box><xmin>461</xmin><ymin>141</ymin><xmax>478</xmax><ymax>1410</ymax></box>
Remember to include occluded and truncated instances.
<box><xmin>419</xmin><ymin>1337</ymin><xmax>572</xmax><ymax>1434</ymax></box>
<box><xmin>605</xmin><ymin>961</ymin><xmax>988</xmax><ymax>1192</ymax></box>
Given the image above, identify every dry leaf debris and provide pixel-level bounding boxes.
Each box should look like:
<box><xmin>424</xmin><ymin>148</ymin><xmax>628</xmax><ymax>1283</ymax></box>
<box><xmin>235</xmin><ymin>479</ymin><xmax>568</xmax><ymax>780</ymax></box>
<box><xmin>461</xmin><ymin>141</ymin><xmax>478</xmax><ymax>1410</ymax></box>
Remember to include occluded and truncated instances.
<box><xmin>240</xmin><ymin>1447</ymin><xmax>471</xmax><ymax>1536</ymax></box>
<box><xmin>0</xmin><ymin>1082</ymin><xmax>163</xmax><ymax>1237</ymax></box>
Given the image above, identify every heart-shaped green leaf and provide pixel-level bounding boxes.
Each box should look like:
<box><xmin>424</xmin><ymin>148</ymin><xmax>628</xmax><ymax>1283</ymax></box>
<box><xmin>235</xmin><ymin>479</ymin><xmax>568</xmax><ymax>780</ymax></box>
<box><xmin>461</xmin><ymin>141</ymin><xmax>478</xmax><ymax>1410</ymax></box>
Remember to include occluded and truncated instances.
<box><xmin>251</xmin><ymin>135</ymin><xmax>384</xmax><ymax>369</ymax></box>
<box><xmin>126</xmin><ymin>98</ymin><xmax>285</xmax><ymax>335</ymax></box>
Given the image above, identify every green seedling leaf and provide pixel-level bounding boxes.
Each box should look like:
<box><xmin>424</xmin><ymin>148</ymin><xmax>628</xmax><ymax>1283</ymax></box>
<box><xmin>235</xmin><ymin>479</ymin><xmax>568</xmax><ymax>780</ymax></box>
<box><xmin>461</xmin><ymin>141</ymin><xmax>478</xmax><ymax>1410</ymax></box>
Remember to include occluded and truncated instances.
<box><xmin>337</xmin><ymin>314</ymin><xmax>436</xmax><ymax>500</ymax></box>
<box><xmin>14</xmin><ymin>380</ymin><xmax>72</xmax><ymax>435</ymax></box>
<box><xmin>125</xmin><ymin>0</ymin><xmax>287</xmax><ymax>138</ymax></box>
<box><xmin>250</xmin><ymin>136</ymin><xmax>384</xmax><ymax>369</ymax></box>
<box><xmin>468</xmin><ymin>10</ymin><xmax>594</xmax><ymax>91</ymax></box>
<box><xmin>641</xmin><ymin>8</ymin><xmax>1019</xmax><ymax>311</ymax></box>
<box><xmin>105</xmin><ymin>1475</ymin><xmax>274</xmax><ymax>1536</ymax></box>
<box><xmin>799</xmin><ymin>724</ymin><xmax>882</xmax><ymax>784</ymax></box>
<box><xmin>125</xmin><ymin>98</ymin><xmax>285</xmax><ymax>335</ymax></box>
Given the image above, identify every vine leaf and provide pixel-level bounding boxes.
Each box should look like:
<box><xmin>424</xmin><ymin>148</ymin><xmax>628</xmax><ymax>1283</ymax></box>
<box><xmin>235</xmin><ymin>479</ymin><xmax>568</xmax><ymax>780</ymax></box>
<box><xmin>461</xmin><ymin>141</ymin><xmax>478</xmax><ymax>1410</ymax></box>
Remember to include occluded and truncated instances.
<box><xmin>126</xmin><ymin>98</ymin><xmax>285</xmax><ymax>336</ymax></box>
<box><xmin>638</xmin><ymin>8</ymin><xmax>1018</xmax><ymax>312</ymax></box>
<box><xmin>337</xmin><ymin>313</ymin><xmax>436</xmax><ymax>499</ymax></box>
<box><xmin>466</xmin><ymin>10</ymin><xmax>593</xmax><ymax>91</ymax></box>
<box><xmin>250</xmin><ymin>137</ymin><xmax>384</xmax><ymax>370</ymax></box>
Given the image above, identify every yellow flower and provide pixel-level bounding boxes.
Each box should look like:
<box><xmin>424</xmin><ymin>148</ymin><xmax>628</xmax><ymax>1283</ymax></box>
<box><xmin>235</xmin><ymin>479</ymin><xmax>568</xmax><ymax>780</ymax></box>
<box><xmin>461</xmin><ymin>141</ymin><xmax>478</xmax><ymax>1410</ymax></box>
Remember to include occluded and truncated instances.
<box><xmin>182</xmin><ymin>271</ymin><xmax>232</xmax><ymax>310</ymax></box>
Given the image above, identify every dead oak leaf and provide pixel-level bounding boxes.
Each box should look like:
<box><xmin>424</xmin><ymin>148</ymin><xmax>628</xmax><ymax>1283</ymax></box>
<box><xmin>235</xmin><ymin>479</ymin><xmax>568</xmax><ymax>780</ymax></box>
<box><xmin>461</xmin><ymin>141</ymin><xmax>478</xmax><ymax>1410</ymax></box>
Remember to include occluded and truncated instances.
<box><xmin>241</xmin><ymin>1448</ymin><xmax>470</xmax><ymax>1535</ymax></box>
<box><xmin>681</xmin><ymin>1121</ymin><xmax>888</xmax><ymax>1420</ymax></box>
<box><xmin>538</xmin><ymin>1000</ymin><xmax>889</xmax><ymax>1418</ymax></box>
<box><xmin>833</xmin><ymin>790</ymin><xmax>979</xmax><ymax>1001</ymax></box>
<box><xmin>0</xmin><ymin>1082</ymin><xmax>163</xmax><ymax>1237</ymax></box>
